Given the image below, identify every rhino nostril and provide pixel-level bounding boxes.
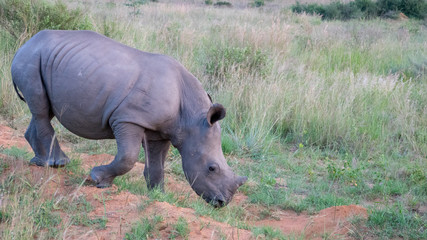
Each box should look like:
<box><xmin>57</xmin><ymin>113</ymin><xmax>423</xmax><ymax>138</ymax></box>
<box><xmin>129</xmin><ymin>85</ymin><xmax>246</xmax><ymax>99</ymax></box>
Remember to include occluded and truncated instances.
<box><xmin>212</xmin><ymin>195</ymin><xmax>226</xmax><ymax>208</ymax></box>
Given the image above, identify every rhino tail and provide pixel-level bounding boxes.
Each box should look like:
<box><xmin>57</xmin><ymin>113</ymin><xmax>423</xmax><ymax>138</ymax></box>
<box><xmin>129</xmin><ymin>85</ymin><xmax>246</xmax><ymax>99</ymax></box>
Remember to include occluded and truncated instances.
<box><xmin>13</xmin><ymin>81</ymin><xmax>26</xmax><ymax>102</ymax></box>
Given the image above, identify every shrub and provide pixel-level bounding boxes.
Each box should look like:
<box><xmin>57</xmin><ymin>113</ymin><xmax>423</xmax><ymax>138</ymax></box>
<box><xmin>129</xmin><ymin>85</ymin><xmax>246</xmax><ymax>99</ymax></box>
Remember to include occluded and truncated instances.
<box><xmin>322</xmin><ymin>2</ymin><xmax>344</xmax><ymax>20</ymax></box>
<box><xmin>0</xmin><ymin>0</ymin><xmax>92</xmax><ymax>45</ymax></box>
<box><xmin>402</xmin><ymin>0</ymin><xmax>427</xmax><ymax>19</ymax></box>
<box><xmin>124</xmin><ymin>0</ymin><xmax>147</xmax><ymax>15</ymax></box>
<box><xmin>376</xmin><ymin>0</ymin><xmax>402</xmax><ymax>18</ymax></box>
<box><xmin>253</xmin><ymin>0</ymin><xmax>265</xmax><ymax>8</ymax></box>
<box><xmin>214</xmin><ymin>1</ymin><xmax>232</xmax><ymax>7</ymax></box>
<box><xmin>355</xmin><ymin>0</ymin><xmax>378</xmax><ymax>18</ymax></box>
<box><xmin>291</xmin><ymin>2</ymin><xmax>325</xmax><ymax>16</ymax></box>
<box><xmin>378</xmin><ymin>0</ymin><xmax>427</xmax><ymax>19</ymax></box>
<box><xmin>291</xmin><ymin>0</ymin><xmax>427</xmax><ymax>20</ymax></box>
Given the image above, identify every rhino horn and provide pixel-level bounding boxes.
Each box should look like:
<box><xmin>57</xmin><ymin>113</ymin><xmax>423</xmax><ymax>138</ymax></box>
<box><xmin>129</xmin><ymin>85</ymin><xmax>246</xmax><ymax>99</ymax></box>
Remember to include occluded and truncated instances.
<box><xmin>236</xmin><ymin>176</ymin><xmax>248</xmax><ymax>187</ymax></box>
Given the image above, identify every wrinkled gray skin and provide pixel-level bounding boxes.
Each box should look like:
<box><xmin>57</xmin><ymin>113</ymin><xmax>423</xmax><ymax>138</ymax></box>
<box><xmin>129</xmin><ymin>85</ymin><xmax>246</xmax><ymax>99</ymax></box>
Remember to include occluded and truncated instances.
<box><xmin>11</xmin><ymin>30</ymin><xmax>247</xmax><ymax>207</ymax></box>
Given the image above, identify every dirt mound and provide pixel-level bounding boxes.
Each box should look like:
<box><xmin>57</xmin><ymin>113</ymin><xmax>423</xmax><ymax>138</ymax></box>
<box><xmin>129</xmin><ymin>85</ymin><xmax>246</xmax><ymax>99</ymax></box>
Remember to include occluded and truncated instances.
<box><xmin>255</xmin><ymin>205</ymin><xmax>367</xmax><ymax>239</ymax></box>
<box><xmin>65</xmin><ymin>186</ymin><xmax>145</xmax><ymax>240</ymax></box>
<box><xmin>144</xmin><ymin>201</ymin><xmax>252</xmax><ymax>239</ymax></box>
<box><xmin>0</xmin><ymin>123</ymin><xmax>368</xmax><ymax>239</ymax></box>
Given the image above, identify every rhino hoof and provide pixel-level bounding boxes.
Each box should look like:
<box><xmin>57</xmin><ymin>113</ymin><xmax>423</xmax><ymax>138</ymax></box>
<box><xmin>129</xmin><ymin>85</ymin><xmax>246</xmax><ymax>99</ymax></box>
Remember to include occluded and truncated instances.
<box><xmin>90</xmin><ymin>166</ymin><xmax>114</xmax><ymax>188</ymax></box>
<box><xmin>29</xmin><ymin>157</ymin><xmax>70</xmax><ymax>168</ymax></box>
<box><xmin>48</xmin><ymin>158</ymin><xmax>70</xmax><ymax>168</ymax></box>
<box><xmin>29</xmin><ymin>157</ymin><xmax>46</xmax><ymax>166</ymax></box>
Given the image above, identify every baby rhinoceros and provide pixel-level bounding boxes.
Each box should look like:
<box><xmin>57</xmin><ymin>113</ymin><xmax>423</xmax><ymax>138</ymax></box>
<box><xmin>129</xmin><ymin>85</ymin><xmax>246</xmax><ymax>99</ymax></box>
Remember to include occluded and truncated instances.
<box><xmin>11</xmin><ymin>30</ymin><xmax>247</xmax><ymax>207</ymax></box>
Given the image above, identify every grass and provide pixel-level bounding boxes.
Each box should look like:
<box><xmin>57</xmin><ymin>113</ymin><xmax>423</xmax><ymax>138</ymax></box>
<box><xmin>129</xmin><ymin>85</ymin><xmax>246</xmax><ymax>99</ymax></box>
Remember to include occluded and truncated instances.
<box><xmin>169</xmin><ymin>216</ymin><xmax>190</xmax><ymax>239</ymax></box>
<box><xmin>252</xmin><ymin>226</ymin><xmax>289</xmax><ymax>240</ymax></box>
<box><xmin>0</xmin><ymin>0</ymin><xmax>426</xmax><ymax>238</ymax></box>
<box><xmin>62</xmin><ymin>195</ymin><xmax>107</xmax><ymax>229</ymax></box>
<box><xmin>367</xmin><ymin>203</ymin><xmax>427</xmax><ymax>239</ymax></box>
<box><xmin>0</xmin><ymin>147</ymin><xmax>113</xmax><ymax>239</ymax></box>
<box><xmin>0</xmin><ymin>146</ymin><xmax>31</xmax><ymax>160</ymax></box>
<box><xmin>0</xmin><ymin>154</ymin><xmax>62</xmax><ymax>239</ymax></box>
<box><xmin>125</xmin><ymin>215</ymin><xmax>164</xmax><ymax>240</ymax></box>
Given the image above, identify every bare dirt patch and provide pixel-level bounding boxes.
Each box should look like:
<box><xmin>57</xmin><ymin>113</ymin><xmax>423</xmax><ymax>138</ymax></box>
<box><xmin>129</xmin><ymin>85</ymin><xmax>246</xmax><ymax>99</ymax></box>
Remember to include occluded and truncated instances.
<box><xmin>254</xmin><ymin>205</ymin><xmax>367</xmax><ymax>239</ymax></box>
<box><xmin>0</xmin><ymin>123</ymin><xmax>368</xmax><ymax>239</ymax></box>
<box><xmin>0</xmin><ymin>124</ymin><xmax>29</xmax><ymax>150</ymax></box>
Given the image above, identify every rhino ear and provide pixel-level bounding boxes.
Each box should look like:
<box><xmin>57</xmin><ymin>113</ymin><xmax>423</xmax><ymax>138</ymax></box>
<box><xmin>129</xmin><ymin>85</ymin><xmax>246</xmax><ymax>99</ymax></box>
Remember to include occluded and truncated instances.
<box><xmin>207</xmin><ymin>103</ymin><xmax>226</xmax><ymax>126</ymax></box>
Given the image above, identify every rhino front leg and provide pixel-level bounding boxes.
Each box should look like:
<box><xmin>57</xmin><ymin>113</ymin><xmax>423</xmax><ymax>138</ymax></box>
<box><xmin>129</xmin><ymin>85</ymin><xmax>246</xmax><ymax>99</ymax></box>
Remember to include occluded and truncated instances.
<box><xmin>26</xmin><ymin>116</ymin><xmax>70</xmax><ymax>167</ymax></box>
<box><xmin>90</xmin><ymin>123</ymin><xmax>144</xmax><ymax>188</ymax></box>
<box><xmin>143</xmin><ymin>140</ymin><xmax>171</xmax><ymax>190</ymax></box>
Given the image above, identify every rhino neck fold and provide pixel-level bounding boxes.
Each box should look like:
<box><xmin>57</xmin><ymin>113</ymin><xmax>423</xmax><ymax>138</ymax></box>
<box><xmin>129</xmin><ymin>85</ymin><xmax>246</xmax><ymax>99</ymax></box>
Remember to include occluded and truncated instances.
<box><xmin>169</xmin><ymin>70</ymin><xmax>212</xmax><ymax>149</ymax></box>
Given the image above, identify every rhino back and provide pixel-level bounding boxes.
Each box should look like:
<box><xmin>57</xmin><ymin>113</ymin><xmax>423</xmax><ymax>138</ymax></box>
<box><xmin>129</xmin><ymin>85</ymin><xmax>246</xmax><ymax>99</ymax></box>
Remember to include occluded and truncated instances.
<box><xmin>16</xmin><ymin>30</ymin><xmax>182</xmax><ymax>139</ymax></box>
<box><xmin>36</xmin><ymin>31</ymin><xmax>142</xmax><ymax>138</ymax></box>
<box><xmin>13</xmin><ymin>30</ymin><xmax>211</xmax><ymax>141</ymax></box>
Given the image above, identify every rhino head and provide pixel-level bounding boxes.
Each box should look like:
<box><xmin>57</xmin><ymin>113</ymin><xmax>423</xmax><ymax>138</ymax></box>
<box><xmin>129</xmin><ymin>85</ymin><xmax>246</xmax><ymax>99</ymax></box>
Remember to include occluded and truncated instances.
<box><xmin>177</xmin><ymin>103</ymin><xmax>247</xmax><ymax>207</ymax></box>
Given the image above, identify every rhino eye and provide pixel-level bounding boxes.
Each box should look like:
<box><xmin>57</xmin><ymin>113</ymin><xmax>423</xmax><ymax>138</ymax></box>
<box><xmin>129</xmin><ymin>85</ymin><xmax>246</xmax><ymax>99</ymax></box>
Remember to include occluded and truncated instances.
<box><xmin>208</xmin><ymin>163</ymin><xmax>219</xmax><ymax>173</ymax></box>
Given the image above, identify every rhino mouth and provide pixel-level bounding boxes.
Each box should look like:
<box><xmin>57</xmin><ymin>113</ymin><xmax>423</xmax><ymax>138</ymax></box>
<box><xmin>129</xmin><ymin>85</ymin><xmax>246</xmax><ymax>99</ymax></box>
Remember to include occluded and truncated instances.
<box><xmin>195</xmin><ymin>176</ymin><xmax>248</xmax><ymax>207</ymax></box>
<box><xmin>202</xmin><ymin>194</ymin><xmax>228</xmax><ymax>208</ymax></box>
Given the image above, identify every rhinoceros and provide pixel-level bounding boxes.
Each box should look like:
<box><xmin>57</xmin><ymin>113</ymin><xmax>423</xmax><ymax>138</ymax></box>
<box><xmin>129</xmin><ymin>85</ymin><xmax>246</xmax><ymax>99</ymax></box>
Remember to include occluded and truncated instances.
<box><xmin>11</xmin><ymin>30</ymin><xmax>247</xmax><ymax>207</ymax></box>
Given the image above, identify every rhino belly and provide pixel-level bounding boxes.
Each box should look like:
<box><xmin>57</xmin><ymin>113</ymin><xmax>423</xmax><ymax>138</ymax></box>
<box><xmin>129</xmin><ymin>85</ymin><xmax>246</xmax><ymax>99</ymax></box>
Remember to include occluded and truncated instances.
<box><xmin>48</xmin><ymin>67</ymin><xmax>132</xmax><ymax>140</ymax></box>
<box><xmin>46</xmin><ymin>50</ymin><xmax>140</xmax><ymax>140</ymax></box>
<box><xmin>51</xmin><ymin>100</ymin><xmax>115</xmax><ymax>140</ymax></box>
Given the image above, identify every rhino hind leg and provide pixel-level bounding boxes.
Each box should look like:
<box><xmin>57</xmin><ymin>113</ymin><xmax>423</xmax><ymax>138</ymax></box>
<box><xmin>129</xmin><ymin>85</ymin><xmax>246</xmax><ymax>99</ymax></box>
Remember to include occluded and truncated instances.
<box><xmin>13</xmin><ymin>61</ymin><xmax>69</xmax><ymax>167</ymax></box>
<box><xmin>143</xmin><ymin>140</ymin><xmax>170</xmax><ymax>190</ymax></box>
<box><xmin>90</xmin><ymin>123</ymin><xmax>145</xmax><ymax>188</ymax></box>
<box><xmin>25</xmin><ymin>117</ymin><xmax>70</xmax><ymax>167</ymax></box>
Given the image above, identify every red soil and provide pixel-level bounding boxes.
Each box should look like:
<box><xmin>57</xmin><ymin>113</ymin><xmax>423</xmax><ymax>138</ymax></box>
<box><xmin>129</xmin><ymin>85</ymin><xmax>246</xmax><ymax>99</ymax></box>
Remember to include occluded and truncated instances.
<box><xmin>0</xmin><ymin>122</ymin><xmax>367</xmax><ymax>239</ymax></box>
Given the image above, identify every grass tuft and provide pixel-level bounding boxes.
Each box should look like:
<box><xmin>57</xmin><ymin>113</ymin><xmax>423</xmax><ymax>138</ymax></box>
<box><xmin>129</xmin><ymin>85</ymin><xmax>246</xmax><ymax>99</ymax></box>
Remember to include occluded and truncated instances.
<box><xmin>125</xmin><ymin>215</ymin><xmax>164</xmax><ymax>240</ymax></box>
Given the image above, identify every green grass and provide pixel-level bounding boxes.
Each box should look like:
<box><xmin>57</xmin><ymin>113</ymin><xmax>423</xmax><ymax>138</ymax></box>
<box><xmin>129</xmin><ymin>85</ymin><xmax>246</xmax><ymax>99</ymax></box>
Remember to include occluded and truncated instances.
<box><xmin>113</xmin><ymin>174</ymin><xmax>148</xmax><ymax>195</ymax></box>
<box><xmin>0</xmin><ymin>157</ymin><xmax>61</xmax><ymax>239</ymax></box>
<box><xmin>0</xmin><ymin>147</ymin><xmax>113</xmax><ymax>239</ymax></box>
<box><xmin>367</xmin><ymin>203</ymin><xmax>427</xmax><ymax>239</ymax></box>
<box><xmin>60</xmin><ymin>195</ymin><xmax>108</xmax><ymax>229</ymax></box>
<box><xmin>33</xmin><ymin>200</ymin><xmax>62</xmax><ymax>237</ymax></box>
<box><xmin>188</xmin><ymin>198</ymin><xmax>251</xmax><ymax>230</ymax></box>
<box><xmin>125</xmin><ymin>215</ymin><xmax>164</xmax><ymax>240</ymax></box>
<box><xmin>252</xmin><ymin>226</ymin><xmax>290</xmax><ymax>240</ymax></box>
<box><xmin>169</xmin><ymin>216</ymin><xmax>190</xmax><ymax>239</ymax></box>
<box><xmin>0</xmin><ymin>146</ymin><xmax>31</xmax><ymax>160</ymax></box>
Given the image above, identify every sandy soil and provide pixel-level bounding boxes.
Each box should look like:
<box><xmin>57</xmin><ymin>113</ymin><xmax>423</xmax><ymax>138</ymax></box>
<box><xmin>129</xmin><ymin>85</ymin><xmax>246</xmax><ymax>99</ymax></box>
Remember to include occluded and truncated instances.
<box><xmin>0</xmin><ymin>123</ymin><xmax>367</xmax><ymax>239</ymax></box>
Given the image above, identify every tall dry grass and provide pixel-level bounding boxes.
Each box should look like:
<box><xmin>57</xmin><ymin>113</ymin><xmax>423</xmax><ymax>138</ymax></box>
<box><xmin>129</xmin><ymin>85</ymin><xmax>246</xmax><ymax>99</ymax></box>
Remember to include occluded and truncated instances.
<box><xmin>1</xmin><ymin>1</ymin><xmax>426</xmax><ymax>159</ymax></box>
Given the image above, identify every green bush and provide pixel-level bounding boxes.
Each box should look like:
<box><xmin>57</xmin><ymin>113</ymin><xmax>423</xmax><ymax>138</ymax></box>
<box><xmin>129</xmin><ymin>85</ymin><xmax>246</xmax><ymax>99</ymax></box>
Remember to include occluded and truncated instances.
<box><xmin>323</xmin><ymin>2</ymin><xmax>346</xmax><ymax>20</ymax></box>
<box><xmin>253</xmin><ymin>0</ymin><xmax>265</xmax><ymax>7</ymax></box>
<box><xmin>214</xmin><ymin>1</ymin><xmax>232</xmax><ymax>7</ymax></box>
<box><xmin>377</xmin><ymin>0</ymin><xmax>427</xmax><ymax>19</ymax></box>
<box><xmin>355</xmin><ymin>0</ymin><xmax>378</xmax><ymax>18</ymax></box>
<box><xmin>291</xmin><ymin>2</ymin><xmax>325</xmax><ymax>16</ymax></box>
<box><xmin>124</xmin><ymin>0</ymin><xmax>147</xmax><ymax>15</ymax></box>
<box><xmin>291</xmin><ymin>0</ymin><xmax>426</xmax><ymax>20</ymax></box>
<box><xmin>401</xmin><ymin>0</ymin><xmax>427</xmax><ymax>19</ymax></box>
<box><xmin>0</xmin><ymin>0</ymin><xmax>92</xmax><ymax>44</ymax></box>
